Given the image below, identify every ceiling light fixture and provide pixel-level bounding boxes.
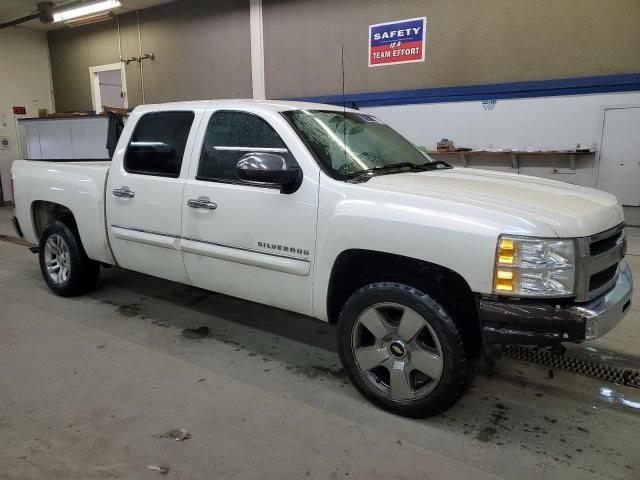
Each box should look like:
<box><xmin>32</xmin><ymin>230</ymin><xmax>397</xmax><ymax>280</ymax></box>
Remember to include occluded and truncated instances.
<box><xmin>53</xmin><ymin>0</ymin><xmax>121</xmax><ymax>23</ymax></box>
<box><xmin>65</xmin><ymin>11</ymin><xmax>115</xmax><ymax>27</ymax></box>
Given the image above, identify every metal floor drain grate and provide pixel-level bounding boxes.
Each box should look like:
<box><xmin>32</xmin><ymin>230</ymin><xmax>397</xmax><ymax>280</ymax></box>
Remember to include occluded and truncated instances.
<box><xmin>505</xmin><ymin>345</ymin><xmax>640</xmax><ymax>389</ymax></box>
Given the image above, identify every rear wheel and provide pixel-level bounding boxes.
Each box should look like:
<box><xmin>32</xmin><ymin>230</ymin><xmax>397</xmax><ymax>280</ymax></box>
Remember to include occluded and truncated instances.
<box><xmin>337</xmin><ymin>282</ymin><xmax>475</xmax><ymax>418</ymax></box>
<box><xmin>39</xmin><ymin>221</ymin><xmax>99</xmax><ymax>297</ymax></box>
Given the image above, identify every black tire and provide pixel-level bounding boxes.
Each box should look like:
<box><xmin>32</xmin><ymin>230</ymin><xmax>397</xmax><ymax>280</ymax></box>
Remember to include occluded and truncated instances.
<box><xmin>337</xmin><ymin>282</ymin><xmax>476</xmax><ymax>418</ymax></box>
<box><xmin>38</xmin><ymin>221</ymin><xmax>100</xmax><ymax>297</ymax></box>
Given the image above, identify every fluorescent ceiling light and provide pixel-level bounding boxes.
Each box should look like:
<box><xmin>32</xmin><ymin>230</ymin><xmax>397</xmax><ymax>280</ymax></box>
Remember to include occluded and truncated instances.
<box><xmin>66</xmin><ymin>12</ymin><xmax>114</xmax><ymax>27</ymax></box>
<box><xmin>53</xmin><ymin>0</ymin><xmax>121</xmax><ymax>22</ymax></box>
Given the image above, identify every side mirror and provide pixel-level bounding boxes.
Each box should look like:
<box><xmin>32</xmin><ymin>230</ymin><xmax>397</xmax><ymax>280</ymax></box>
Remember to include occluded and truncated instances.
<box><xmin>236</xmin><ymin>152</ymin><xmax>301</xmax><ymax>194</ymax></box>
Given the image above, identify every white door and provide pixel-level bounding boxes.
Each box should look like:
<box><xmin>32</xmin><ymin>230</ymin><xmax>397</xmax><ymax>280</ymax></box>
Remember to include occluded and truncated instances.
<box><xmin>597</xmin><ymin>107</ymin><xmax>640</xmax><ymax>206</ymax></box>
<box><xmin>181</xmin><ymin>108</ymin><xmax>319</xmax><ymax>315</ymax></box>
<box><xmin>106</xmin><ymin>107</ymin><xmax>204</xmax><ymax>283</ymax></box>
<box><xmin>98</xmin><ymin>70</ymin><xmax>125</xmax><ymax>109</ymax></box>
<box><xmin>89</xmin><ymin>63</ymin><xmax>128</xmax><ymax>113</ymax></box>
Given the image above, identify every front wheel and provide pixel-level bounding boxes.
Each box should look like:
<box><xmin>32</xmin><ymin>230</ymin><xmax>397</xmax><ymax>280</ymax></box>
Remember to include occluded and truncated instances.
<box><xmin>337</xmin><ymin>282</ymin><xmax>476</xmax><ymax>418</ymax></box>
<box><xmin>39</xmin><ymin>221</ymin><xmax>99</xmax><ymax>297</ymax></box>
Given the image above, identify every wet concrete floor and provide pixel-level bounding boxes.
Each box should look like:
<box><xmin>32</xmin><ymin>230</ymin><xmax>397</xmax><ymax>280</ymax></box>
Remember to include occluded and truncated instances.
<box><xmin>0</xmin><ymin>232</ymin><xmax>639</xmax><ymax>479</ymax></box>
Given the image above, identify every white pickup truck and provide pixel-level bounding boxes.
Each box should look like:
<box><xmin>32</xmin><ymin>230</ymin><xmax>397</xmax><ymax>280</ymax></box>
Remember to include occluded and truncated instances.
<box><xmin>11</xmin><ymin>100</ymin><xmax>632</xmax><ymax>417</ymax></box>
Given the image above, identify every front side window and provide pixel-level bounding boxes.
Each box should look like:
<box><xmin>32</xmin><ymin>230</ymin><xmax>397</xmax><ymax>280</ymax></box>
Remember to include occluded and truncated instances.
<box><xmin>125</xmin><ymin>111</ymin><xmax>194</xmax><ymax>177</ymax></box>
<box><xmin>197</xmin><ymin>111</ymin><xmax>297</xmax><ymax>182</ymax></box>
<box><xmin>283</xmin><ymin>110</ymin><xmax>436</xmax><ymax>180</ymax></box>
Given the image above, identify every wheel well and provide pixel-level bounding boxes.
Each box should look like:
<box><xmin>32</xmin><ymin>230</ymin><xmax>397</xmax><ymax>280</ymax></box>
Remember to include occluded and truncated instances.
<box><xmin>327</xmin><ymin>249</ymin><xmax>481</xmax><ymax>355</ymax></box>
<box><xmin>31</xmin><ymin>201</ymin><xmax>77</xmax><ymax>239</ymax></box>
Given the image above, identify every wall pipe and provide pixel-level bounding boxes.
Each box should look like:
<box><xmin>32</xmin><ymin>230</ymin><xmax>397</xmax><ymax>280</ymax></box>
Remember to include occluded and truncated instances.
<box><xmin>137</xmin><ymin>10</ymin><xmax>146</xmax><ymax>104</ymax></box>
<box><xmin>116</xmin><ymin>15</ymin><xmax>123</xmax><ymax>60</ymax></box>
<box><xmin>0</xmin><ymin>12</ymin><xmax>42</xmax><ymax>30</ymax></box>
<box><xmin>117</xmin><ymin>11</ymin><xmax>153</xmax><ymax>105</ymax></box>
<box><xmin>116</xmin><ymin>15</ymin><xmax>126</xmax><ymax>105</ymax></box>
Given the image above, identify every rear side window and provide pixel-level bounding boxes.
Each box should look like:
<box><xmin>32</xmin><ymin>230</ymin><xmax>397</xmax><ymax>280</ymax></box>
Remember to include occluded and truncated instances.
<box><xmin>197</xmin><ymin>111</ymin><xmax>296</xmax><ymax>182</ymax></box>
<box><xmin>125</xmin><ymin>111</ymin><xmax>194</xmax><ymax>177</ymax></box>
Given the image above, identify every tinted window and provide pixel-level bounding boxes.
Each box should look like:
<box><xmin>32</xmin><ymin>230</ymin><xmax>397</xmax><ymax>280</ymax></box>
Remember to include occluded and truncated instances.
<box><xmin>125</xmin><ymin>111</ymin><xmax>194</xmax><ymax>177</ymax></box>
<box><xmin>197</xmin><ymin>111</ymin><xmax>296</xmax><ymax>182</ymax></box>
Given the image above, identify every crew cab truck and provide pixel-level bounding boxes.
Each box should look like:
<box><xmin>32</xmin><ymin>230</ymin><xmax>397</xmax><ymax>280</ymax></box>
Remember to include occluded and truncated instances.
<box><xmin>11</xmin><ymin>100</ymin><xmax>633</xmax><ymax>417</ymax></box>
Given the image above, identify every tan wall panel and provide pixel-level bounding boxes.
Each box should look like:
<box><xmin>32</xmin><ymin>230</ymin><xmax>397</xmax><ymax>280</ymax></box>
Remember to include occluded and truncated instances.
<box><xmin>263</xmin><ymin>0</ymin><xmax>640</xmax><ymax>98</ymax></box>
<box><xmin>48</xmin><ymin>20</ymin><xmax>120</xmax><ymax>111</ymax></box>
<box><xmin>48</xmin><ymin>0</ymin><xmax>640</xmax><ymax>110</ymax></box>
<box><xmin>135</xmin><ymin>0</ymin><xmax>252</xmax><ymax>104</ymax></box>
<box><xmin>48</xmin><ymin>0</ymin><xmax>252</xmax><ymax>112</ymax></box>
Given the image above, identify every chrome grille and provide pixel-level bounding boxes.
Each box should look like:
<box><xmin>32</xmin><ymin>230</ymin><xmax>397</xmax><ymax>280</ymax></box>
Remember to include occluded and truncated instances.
<box><xmin>575</xmin><ymin>224</ymin><xmax>626</xmax><ymax>302</ymax></box>
<box><xmin>589</xmin><ymin>229</ymin><xmax>623</xmax><ymax>256</ymax></box>
<box><xmin>589</xmin><ymin>264</ymin><xmax>618</xmax><ymax>291</ymax></box>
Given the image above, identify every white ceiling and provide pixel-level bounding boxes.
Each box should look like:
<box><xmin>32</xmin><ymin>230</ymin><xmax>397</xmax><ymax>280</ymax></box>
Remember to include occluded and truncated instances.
<box><xmin>0</xmin><ymin>0</ymin><xmax>177</xmax><ymax>30</ymax></box>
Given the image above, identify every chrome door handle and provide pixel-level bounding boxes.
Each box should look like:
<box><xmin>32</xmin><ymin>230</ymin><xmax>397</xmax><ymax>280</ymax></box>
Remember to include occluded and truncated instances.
<box><xmin>187</xmin><ymin>197</ymin><xmax>217</xmax><ymax>210</ymax></box>
<box><xmin>112</xmin><ymin>187</ymin><xmax>135</xmax><ymax>198</ymax></box>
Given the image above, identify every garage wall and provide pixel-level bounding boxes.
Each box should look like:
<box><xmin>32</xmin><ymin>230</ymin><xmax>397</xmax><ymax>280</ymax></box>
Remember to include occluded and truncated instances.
<box><xmin>365</xmin><ymin>91</ymin><xmax>640</xmax><ymax>188</ymax></box>
<box><xmin>47</xmin><ymin>0</ymin><xmax>640</xmax><ymax>109</ymax></box>
<box><xmin>48</xmin><ymin>20</ymin><xmax>118</xmax><ymax>112</ymax></box>
<box><xmin>0</xmin><ymin>27</ymin><xmax>54</xmax><ymax>202</ymax></box>
<box><xmin>259</xmin><ymin>0</ymin><xmax>640</xmax><ymax>195</ymax></box>
<box><xmin>41</xmin><ymin>0</ymin><xmax>640</xmax><ymax>197</ymax></box>
<box><xmin>48</xmin><ymin>0</ymin><xmax>252</xmax><ymax>112</ymax></box>
<box><xmin>262</xmin><ymin>0</ymin><xmax>640</xmax><ymax>98</ymax></box>
<box><xmin>367</xmin><ymin>91</ymin><xmax>640</xmax><ymax>151</ymax></box>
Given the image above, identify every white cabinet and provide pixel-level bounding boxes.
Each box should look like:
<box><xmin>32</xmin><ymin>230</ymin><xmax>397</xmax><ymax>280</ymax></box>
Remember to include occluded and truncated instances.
<box><xmin>22</xmin><ymin>116</ymin><xmax>110</xmax><ymax>160</ymax></box>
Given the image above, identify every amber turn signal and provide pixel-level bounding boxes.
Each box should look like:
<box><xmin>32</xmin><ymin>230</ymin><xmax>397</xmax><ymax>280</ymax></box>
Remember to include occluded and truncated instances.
<box><xmin>494</xmin><ymin>269</ymin><xmax>515</xmax><ymax>292</ymax></box>
<box><xmin>497</xmin><ymin>239</ymin><xmax>514</xmax><ymax>265</ymax></box>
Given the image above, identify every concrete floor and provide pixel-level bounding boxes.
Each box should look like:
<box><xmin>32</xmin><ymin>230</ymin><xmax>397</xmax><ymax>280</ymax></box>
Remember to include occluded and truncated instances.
<box><xmin>0</xmin><ymin>204</ymin><xmax>16</xmax><ymax>237</ymax></box>
<box><xmin>0</xmin><ymin>204</ymin><xmax>639</xmax><ymax>480</ymax></box>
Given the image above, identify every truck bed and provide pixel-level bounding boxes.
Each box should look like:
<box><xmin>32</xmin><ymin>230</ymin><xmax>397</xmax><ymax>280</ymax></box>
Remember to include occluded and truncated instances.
<box><xmin>11</xmin><ymin>159</ymin><xmax>114</xmax><ymax>265</ymax></box>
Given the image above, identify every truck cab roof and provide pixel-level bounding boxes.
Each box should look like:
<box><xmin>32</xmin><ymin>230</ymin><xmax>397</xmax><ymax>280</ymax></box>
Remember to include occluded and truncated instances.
<box><xmin>131</xmin><ymin>99</ymin><xmax>355</xmax><ymax>115</ymax></box>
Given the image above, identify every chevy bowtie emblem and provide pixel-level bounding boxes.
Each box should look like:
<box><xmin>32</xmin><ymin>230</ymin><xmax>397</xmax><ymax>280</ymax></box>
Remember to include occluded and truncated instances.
<box><xmin>389</xmin><ymin>341</ymin><xmax>406</xmax><ymax>358</ymax></box>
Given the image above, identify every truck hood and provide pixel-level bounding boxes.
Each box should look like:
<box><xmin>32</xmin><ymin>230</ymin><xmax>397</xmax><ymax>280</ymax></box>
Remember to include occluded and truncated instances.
<box><xmin>365</xmin><ymin>168</ymin><xmax>622</xmax><ymax>237</ymax></box>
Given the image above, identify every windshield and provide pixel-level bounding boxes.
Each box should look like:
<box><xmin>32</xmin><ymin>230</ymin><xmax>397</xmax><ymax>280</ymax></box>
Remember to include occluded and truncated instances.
<box><xmin>282</xmin><ymin>109</ymin><xmax>435</xmax><ymax>180</ymax></box>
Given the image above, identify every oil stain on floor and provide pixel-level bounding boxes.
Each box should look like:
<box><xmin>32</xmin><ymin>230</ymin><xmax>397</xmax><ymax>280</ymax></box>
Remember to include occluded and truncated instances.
<box><xmin>181</xmin><ymin>326</ymin><xmax>211</xmax><ymax>339</ymax></box>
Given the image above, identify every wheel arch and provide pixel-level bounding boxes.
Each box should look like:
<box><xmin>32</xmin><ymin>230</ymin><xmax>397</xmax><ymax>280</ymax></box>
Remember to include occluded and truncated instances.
<box><xmin>31</xmin><ymin>200</ymin><xmax>78</xmax><ymax>239</ymax></box>
<box><xmin>326</xmin><ymin>249</ymin><xmax>482</xmax><ymax>356</ymax></box>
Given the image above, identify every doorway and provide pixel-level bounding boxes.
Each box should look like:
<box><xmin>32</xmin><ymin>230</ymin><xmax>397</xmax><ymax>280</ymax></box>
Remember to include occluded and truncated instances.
<box><xmin>89</xmin><ymin>63</ymin><xmax>128</xmax><ymax>113</ymax></box>
<box><xmin>596</xmin><ymin>106</ymin><xmax>640</xmax><ymax>206</ymax></box>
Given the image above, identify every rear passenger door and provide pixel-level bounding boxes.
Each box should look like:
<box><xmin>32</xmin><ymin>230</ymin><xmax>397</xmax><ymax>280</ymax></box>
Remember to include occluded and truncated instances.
<box><xmin>106</xmin><ymin>107</ymin><xmax>204</xmax><ymax>283</ymax></box>
<box><xmin>181</xmin><ymin>108</ymin><xmax>319</xmax><ymax>315</ymax></box>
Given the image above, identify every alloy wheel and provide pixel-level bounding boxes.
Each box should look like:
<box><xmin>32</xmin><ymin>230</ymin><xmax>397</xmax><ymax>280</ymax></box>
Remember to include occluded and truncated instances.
<box><xmin>351</xmin><ymin>302</ymin><xmax>444</xmax><ymax>401</ymax></box>
<box><xmin>44</xmin><ymin>234</ymin><xmax>71</xmax><ymax>285</ymax></box>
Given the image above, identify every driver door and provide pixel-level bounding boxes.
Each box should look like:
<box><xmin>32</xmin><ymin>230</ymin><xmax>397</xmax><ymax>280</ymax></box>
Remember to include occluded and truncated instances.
<box><xmin>181</xmin><ymin>108</ymin><xmax>319</xmax><ymax>315</ymax></box>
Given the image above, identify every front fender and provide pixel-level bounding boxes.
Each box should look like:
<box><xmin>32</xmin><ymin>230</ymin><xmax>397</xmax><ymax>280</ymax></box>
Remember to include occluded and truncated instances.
<box><xmin>312</xmin><ymin>181</ymin><xmax>557</xmax><ymax>320</ymax></box>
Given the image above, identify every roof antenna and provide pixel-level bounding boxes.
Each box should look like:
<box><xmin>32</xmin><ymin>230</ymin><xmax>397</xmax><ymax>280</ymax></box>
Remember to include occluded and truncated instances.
<box><xmin>341</xmin><ymin>44</ymin><xmax>347</xmax><ymax>182</ymax></box>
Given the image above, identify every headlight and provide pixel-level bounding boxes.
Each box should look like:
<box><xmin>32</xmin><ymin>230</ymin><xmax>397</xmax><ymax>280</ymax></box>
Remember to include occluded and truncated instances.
<box><xmin>493</xmin><ymin>235</ymin><xmax>576</xmax><ymax>297</ymax></box>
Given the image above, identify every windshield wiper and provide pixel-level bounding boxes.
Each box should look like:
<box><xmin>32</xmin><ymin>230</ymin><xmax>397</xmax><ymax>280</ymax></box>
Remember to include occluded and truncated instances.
<box><xmin>417</xmin><ymin>160</ymin><xmax>452</xmax><ymax>171</ymax></box>
<box><xmin>347</xmin><ymin>160</ymin><xmax>451</xmax><ymax>181</ymax></box>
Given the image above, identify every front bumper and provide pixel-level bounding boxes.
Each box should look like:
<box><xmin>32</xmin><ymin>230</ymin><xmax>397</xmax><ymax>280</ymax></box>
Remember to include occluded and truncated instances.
<box><xmin>480</xmin><ymin>260</ymin><xmax>633</xmax><ymax>345</ymax></box>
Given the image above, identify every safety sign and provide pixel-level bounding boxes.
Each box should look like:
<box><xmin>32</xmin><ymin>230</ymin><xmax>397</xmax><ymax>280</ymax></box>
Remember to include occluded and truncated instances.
<box><xmin>369</xmin><ymin>17</ymin><xmax>426</xmax><ymax>67</ymax></box>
